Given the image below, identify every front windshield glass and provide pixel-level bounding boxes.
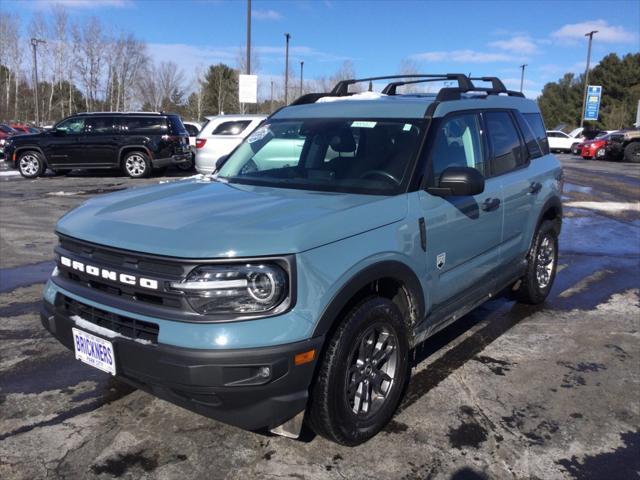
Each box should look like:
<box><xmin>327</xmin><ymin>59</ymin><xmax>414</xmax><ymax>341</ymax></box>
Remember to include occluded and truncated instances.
<box><xmin>216</xmin><ymin>119</ymin><xmax>422</xmax><ymax>195</ymax></box>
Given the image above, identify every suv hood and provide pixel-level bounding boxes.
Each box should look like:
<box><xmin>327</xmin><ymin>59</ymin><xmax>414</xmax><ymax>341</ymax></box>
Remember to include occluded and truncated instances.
<box><xmin>56</xmin><ymin>180</ymin><xmax>408</xmax><ymax>258</ymax></box>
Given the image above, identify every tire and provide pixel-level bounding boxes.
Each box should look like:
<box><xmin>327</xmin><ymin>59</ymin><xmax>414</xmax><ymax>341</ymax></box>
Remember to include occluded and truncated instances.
<box><xmin>570</xmin><ymin>143</ymin><xmax>579</xmax><ymax>155</ymax></box>
<box><xmin>515</xmin><ymin>220</ymin><xmax>559</xmax><ymax>305</ymax></box>
<box><xmin>18</xmin><ymin>151</ymin><xmax>45</xmax><ymax>178</ymax></box>
<box><xmin>595</xmin><ymin>148</ymin><xmax>606</xmax><ymax>160</ymax></box>
<box><xmin>122</xmin><ymin>151</ymin><xmax>151</xmax><ymax>178</ymax></box>
<box><xmin>175</xmin><ymin>155</ymin><xmax>195</xmax><ymax>171</ymax></box>
<box><xmin>307</xmin><ymin>296</ymin><xmax>409</xmax><ymax>446</ymax></box>
<box><xmin>624</xmin><ymin>142</ymin><xmax>640</xmax><ymax>163</ymax></box>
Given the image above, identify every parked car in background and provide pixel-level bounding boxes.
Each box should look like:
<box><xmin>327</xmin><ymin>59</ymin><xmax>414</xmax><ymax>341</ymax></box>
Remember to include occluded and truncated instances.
<box><xmin>604</xmin><ymin>129</ymin><xmax>640</xmax><ymax>163</ymax></box>
<box><xmin>4</xmin><ymin>112</ymin><xmax>191</xmax><ymax>178</ymax></box>
<box><xmin>10</xmin><ymin>124</ymin><xmax>41</xmax><ymax>134</ymax></box>
<box><xmin>580</xmin><ymin>131</ymin><xmax>621</xmax><ymax>160</ymax></box>
<box><xmin>0</xmin><ymin>124</ymin><xmax>21</xmax><ymax>158</ymax></box>
<box><xmin>546</xmin><ymin>130</ymin><xmax>580</xmax><ymax>153</ymax></box>
<box><xmin>181</xmin><ymin>121</ymin><xmax>202</xmax><ymax>171</ymax></box>
<box><xmin>195</xmin><ymin>114</ymin><xmax>266</xmax><ymax>174</ymax></box>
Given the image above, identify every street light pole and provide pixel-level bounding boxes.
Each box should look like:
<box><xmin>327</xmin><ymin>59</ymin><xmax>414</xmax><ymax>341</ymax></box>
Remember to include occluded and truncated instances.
<box><xmin>31</xmin><ymin>37</ymin><xmax>46</xmax><ymax>125</ymax></box>
<box><xmin>300</xmin><ymin>61</ymin><xmax>304</xmax><ymax>97</ymax></box>
<box><xmin>246</xmin><ymin>0</ymin><xmax>251</xmax><ymax>75</ymax></box>
<box><xmin>519</xmin><ymin>64</ymin><xmax>527</xmax><ymax>93</ymax></box>
<box><xmin>284</xmin><ymin>33</ymin><xmax>291</xmax><ymax>105</ymax></box>
<box><xmin>580</xmin><ymin>30</ymin><xmax>598</xmax><ymax>128</ymax></box>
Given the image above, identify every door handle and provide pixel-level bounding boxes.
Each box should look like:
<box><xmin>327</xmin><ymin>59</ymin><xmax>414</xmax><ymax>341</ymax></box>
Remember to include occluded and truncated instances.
<box><xmin>529</xmin><ymin>182</ymin><xmax>542</xmax><ymax>194</ymax></box>
<box><xmin>481</xmin><ymin>197</ymin><xmax>500</xmax><ymax>211</ymax></box>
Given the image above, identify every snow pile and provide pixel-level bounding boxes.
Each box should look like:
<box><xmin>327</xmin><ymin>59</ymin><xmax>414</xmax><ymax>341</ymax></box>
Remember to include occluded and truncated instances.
<box><xmin>565</xmin><ymin>201</ymin><xmax>640</xmax><ymax>213</ymax></box>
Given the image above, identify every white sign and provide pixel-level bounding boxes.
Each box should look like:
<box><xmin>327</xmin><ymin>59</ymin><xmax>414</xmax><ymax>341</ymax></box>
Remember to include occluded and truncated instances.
<box><xmin>239</xmin><ymin>74</ymin><xmax>258</xmax><ymax>104</ymax></box>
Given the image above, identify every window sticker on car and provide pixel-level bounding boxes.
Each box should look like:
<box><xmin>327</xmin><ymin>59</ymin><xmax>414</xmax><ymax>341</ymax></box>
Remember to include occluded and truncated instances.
<box><xmin>247</xmin><ymin>126</ymin><xmax>271</xmax><ymax>143</ymax></box>
<box><xmin>351</xmin><ymin>121</ymin><xmax>377</xmax><ymax>128</ymax></box>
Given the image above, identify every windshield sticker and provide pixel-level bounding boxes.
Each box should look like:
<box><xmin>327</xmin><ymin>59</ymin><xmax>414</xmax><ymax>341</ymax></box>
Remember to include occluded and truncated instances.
<box><xmin>351</xmin><ymin>121</ymin><xmax>377</xmax><ymax>129</ymax></box>
<box><xmin>247</xmin><ymin>126</ymin><xmax>271</xmax><ymax>143</ymax></box>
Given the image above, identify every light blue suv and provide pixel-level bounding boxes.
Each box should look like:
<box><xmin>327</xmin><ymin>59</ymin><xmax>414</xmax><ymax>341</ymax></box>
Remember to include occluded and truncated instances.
<box><xmin>41</xmin><ymin>74</ymin><xmax>562</xmax><ymax>445</ymax></box>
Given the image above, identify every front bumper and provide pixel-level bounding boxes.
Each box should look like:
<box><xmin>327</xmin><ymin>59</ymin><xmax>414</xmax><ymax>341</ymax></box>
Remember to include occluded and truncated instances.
<box><xmin>40</xmin><ymin>300</ymin><xmax>323</xmax><ymax>431</ymax></box>
<box><xmin>151</xmin><ymin>153</ymin><xmax>192</xmax><ymax>168</ymax></box>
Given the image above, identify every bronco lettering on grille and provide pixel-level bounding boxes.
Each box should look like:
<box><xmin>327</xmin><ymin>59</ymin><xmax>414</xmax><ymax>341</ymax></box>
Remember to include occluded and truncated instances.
<box><xmin>59</xmin><ymin>255</ymin><xmax>159</xmax><ymax>290</ymax></box>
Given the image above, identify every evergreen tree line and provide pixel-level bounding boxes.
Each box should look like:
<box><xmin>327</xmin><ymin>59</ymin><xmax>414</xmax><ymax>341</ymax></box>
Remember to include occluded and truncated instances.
<box><xmin>537</xmin><ymin>53</ymin><xmax>640</xmax><ymax>131</ymax></box>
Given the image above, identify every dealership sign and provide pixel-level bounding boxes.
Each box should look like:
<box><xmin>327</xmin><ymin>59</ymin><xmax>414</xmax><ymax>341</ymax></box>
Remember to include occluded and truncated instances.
<box><xmin>239</xmin><ymin>74</ymin><xmax>258</xmax><ymax>104</ymax></box>
<box><xmin>583</xmin><ymin>85</ymin><xmax>602</xmax><ymax>121</ymax></box>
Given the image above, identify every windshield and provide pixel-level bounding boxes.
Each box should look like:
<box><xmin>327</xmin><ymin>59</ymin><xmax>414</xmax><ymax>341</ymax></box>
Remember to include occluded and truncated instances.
<box><xmin>216</xmin><ymin>119</ymin><xmax>423</xmax><ymax>195</ymax></box>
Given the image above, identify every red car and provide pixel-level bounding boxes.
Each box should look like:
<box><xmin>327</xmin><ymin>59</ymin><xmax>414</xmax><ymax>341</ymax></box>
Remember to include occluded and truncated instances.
<box><xmin>580</xmin><ymin>132</ymin><xmax>617</xmax><ymax>159</ymax></box>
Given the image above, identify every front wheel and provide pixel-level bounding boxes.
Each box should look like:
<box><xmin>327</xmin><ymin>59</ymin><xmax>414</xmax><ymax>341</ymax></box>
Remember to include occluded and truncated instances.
<box><xmin>624</xmin><ymin>142</ymin><xmax>640</xmax><ymax>163</ymax></box>
<box><xmin>122</xmin><ymin>151</ymin><xmax>151</xmax><ymax>178</ymax></box>
<box><xmin>307</xmin><ymin>297</ymin><xmax>409</xmax><ymax>446</ymax></box>
<box><xmin>18</xmin><ymin>151</ymin><xmax>45</xmax><ymax>178</ymax></box>
<box><xmin>515</xmin><ymin>220</ymin><xmax>559</xmax><ymax>304</ymax></box>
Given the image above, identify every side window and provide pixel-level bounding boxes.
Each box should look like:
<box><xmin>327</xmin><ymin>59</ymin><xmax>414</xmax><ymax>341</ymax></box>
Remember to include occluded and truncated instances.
<box><xmin>56</xmin><ymin>117</ymin><xmax>85</xmax><ymax>134</ymax></box>
<box><xmin>547</xmin><ymin>132</ymin><xmax>558</xmax><ymax>138</ymax></box>
<box><xmin>515</xmin><ymin>112</ymin><xmax>542</xmax><ymax>159</ymax></box>
<box><xmin>485</xmin><ymin>111</ymin><xmax>525</xmax><ymax>176</ymax></box>
<box><xmin>184</xmin><ymin>124</ymin><xmax>199</xmax><ymax>136</ymax></box>
<box><xmin>85</xmin><ymin>117</ymin><xmax>117</xmax><ymax>134</ymax></box>
<box><xmin>429</xmin><ymin>113</ymin><xmax>485</xmax><ymax>185</ymax></box>
<box><xmin>122</xmin><ymin>117</ymin><xmax>168</xmax><ymax>133</ymax></box>
<box><xmin>523</xmin><ymin>113</ymin><xmax>550</xmax><ymax>155</ymax></box>
<box><xmin>211</xmin><ymin>121</ymin><xmax>251</xmax><ymax>136</ymax></box>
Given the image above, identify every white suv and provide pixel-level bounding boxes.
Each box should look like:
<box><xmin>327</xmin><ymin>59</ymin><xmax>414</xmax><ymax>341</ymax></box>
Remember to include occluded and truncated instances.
<box><xmin>195</xmin><ymin>115</ymin><xmax>266</xmax><ymax>174</ymax></box>
<box><xmin>546</xmin><ymin>130</ymin><xmax>580</xmax><ymax>153</ymax></box>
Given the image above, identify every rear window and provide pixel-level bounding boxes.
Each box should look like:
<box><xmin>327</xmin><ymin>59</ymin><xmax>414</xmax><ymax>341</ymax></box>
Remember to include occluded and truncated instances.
<box><xmin>122</xmin><ymin>117</ymin><xmax>168</xmax><ymax>133</ymax></box>
<box><xmin>184</xmin><ymin>124</ymin><xmax>200</xmax><ymax>136</ymax></box>
<box><xmin>168</xmin><ymin>115</ymin><xmax>188</xmax><ymax>135</ymax></box>
<box><xmin>523</xmin><ymin>113</ymin><xmax>550</xmax><ymax>155</ymax></box>
<box><xmin>211</xmin><ymin>120</ymin><xmax>252</xmax><ymax>136</ymax></box>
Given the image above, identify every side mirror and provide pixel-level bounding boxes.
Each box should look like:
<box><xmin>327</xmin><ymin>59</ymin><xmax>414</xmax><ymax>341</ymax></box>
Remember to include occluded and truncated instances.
<box><xmin>427</xmin><ymin>166</ymin><xmax>485</xmax><ymax>197</ymax></box>
<box><xmin>215</xmin><ymin>155</ymin><xmax>229</xmax><ymax>172</ymax></box>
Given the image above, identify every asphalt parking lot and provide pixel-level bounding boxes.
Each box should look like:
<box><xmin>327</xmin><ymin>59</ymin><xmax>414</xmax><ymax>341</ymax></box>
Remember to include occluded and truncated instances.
<box><xmin>0</xmin><ymin>155</ymin><xmax>638</xmax><ymax>480</ymax></box>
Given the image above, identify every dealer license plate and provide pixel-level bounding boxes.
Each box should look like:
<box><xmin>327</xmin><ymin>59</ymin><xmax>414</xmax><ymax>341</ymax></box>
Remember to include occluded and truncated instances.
<box><xmin>72</xmin><ymin>328</ymin><xmax>116</xmax><ymax>375</ymax></box>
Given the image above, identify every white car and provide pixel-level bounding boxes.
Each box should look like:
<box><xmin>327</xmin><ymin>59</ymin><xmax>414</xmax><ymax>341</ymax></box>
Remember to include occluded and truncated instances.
<box><xmin>546</xmin><ymin>130</ymin><xmax>581</xmax><ymax>153</ymax></box>
<box><xmin>195</xmin><ymin>115</ymin><xmax>266</xmax><ymax>174</ymax></box>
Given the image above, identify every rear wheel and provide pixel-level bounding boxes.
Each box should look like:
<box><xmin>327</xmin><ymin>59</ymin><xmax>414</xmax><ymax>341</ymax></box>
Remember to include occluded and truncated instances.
<box><xmin>18</xmin><ymin>151</ymin><xmax>45</xmax><ymax>178</ymax></box>
<box><xmin>307</xmin><ymin>297</ymin><xmax>409</xmax><ymax>446</ymax></box>
<box><xmin>175</xmin><ymin>155</ymin><xmax>195</xmax><ymax>171</ymax></box>
<box><xmin>515</xmin><ymin>220</ymin><xmax>559</xmax><ymax>304</ymax></box>
<box><xmin>122</xmin><ymin>151</ymin><xmax>151</xmax><ymax>178</ymax></box>
<box><xmin>624</xmin><ymin>142</ymin><xmax>640</xmax><ymax>163</ymax></box>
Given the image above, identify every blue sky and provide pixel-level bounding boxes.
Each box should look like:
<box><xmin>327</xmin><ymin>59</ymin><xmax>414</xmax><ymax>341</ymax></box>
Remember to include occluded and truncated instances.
<box><xmin>16</xmin><ymin>0</ymin><xmax>640</xmax><ymax>99</ymax></box>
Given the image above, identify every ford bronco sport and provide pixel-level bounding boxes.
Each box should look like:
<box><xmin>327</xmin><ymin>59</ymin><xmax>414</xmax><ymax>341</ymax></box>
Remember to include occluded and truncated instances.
<box><xmin>41</xmin><ymin>74</ymin><xmax>562</xmax><ymax>446</ymax></box>
<box><xmin>4</xmin><ymin>112</ymin><xmax>191</xmax><ymax>178</ymax></box>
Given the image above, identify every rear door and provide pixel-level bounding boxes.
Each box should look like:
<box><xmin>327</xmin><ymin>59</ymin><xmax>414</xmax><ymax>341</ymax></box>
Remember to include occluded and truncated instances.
<box><xmin>420</xmin><ymin>112</ymin><xmax>503</xmax><ymax>310</ymax></box>
<box><xmin>80</xmin><ymin>116</ymin><xmax>120</xmax><ymax>166</ymax></box>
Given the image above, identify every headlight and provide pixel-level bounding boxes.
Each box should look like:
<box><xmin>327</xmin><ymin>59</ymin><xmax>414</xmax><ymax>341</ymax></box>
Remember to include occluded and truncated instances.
<box><xmin>171</xmin><ymin>263</ymin><xmax>289</xmax><ymax>315</ymax></box>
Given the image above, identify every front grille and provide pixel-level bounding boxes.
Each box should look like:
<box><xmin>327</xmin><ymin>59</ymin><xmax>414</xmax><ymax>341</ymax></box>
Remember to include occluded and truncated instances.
<box><xmin>60</xmin><ymin>295</ymin><xmax>159</xmax><ymax>344</ymax></box>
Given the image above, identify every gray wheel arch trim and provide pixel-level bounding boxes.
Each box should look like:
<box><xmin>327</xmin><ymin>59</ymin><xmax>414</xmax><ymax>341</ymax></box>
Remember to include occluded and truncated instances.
<box><xmin>311</xmin><ymin>260</ymin><xmax>426</xmax><ymax>338</ymax></box>
<box><xmin>529</xmin><ymin>196</ymin><xmax>563</xmax><ymax>252</ymax></box>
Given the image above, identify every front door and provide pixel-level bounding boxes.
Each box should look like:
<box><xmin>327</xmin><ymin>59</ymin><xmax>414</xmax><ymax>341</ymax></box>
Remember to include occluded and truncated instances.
<box><xmin>419</xmin><ymin>112</ymin><xmax>503</xmax><ymax>312</ymax></box>
<box><xmin>43</xmin><ymin>116</ymin><xmax>85</xmax><ymax>167</ymax></box>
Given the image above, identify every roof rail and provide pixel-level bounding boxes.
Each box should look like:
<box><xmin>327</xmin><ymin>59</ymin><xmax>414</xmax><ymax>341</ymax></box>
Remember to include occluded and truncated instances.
<box><xmin>331</xmin><ymin>74</ymin><xmax>473</xmax><ymax>96</ymax></box>
<box><xmin>75</xmin><ymin>111</ymin><xmax>162</xmax><ymax>116</ymax></box>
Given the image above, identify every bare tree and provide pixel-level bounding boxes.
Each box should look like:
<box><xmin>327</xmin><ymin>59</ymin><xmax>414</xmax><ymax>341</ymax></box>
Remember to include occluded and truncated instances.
<box><xmin>72</xmin><ymin>17</ymin><xmax>106</xmax><ymax>111</ymax></box>
<box><xmin>397</xmin><ymin>58</ymin><xmax>421</xmax><ymax>93</ymax></box>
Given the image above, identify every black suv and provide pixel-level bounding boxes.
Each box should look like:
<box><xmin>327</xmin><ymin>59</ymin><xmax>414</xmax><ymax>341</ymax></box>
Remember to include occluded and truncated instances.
<box><xmin>4</xmin><ymin>112</ymin><xmax>191</xmax><ymax>178</ymax></box>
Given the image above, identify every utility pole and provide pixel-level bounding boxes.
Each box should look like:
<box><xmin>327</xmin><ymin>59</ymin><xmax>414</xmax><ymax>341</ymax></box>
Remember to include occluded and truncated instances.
<box><xmin>580</xmin><ymin>30</ymin><xmax>598</xmax><ymax>128</ymax></box>
<box><xmin>31</xmin><ymin>38</ymin><xmax>46</xmax><ymax>125</ymax></box>
<box><xmin>284</xmin><ymin>33</ymin><xmax>291</xmax><ymax>105</ymax></box>
<box><xmin>299</xmin><ymin>61</ymin><xmax>304</xmax><ymax>97</ymax></box>
<box><xmin>246</xmin><ymin>0</ymin><xmax>251</xmax><ymax>75</ymax></box>
<box><xmin>519</xmin><ymin>64</ymin><xmax>527</xmax><ymax>93</ymax></box>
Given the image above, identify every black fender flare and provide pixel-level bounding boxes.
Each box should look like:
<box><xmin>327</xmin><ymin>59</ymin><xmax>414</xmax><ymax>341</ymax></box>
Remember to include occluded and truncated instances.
<box><xmin>311</xmin><ymin>260</ymin><xmax>425</xmax><ymax>338</ymax></box>
<box><xmin>14</xmin><ymin>145</ymin><xmax>49</xmax><ymax>166</ymax></box>
<box><xmin>528</xmin><ymin>195</ymin><xmax>563</xmax><ymax>252</ymax></box>
<box><xmin>118</xmin><ymin>145</ymin><xmax>153</xmax><ymax>163</ymax></box>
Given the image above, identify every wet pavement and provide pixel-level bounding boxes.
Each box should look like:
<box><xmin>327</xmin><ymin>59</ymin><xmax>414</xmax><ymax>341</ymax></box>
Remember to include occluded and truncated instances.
<box><xmin>0</xmin><ymin>156</ymin><xmax>639</xmax><ymax>479</ymax></box>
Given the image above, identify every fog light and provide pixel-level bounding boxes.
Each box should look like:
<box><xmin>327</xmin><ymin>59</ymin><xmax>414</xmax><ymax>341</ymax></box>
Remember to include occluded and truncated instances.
<box><xmin>257</xmin><ymin>366</ymin><xmax>271</xmax><ymax>378</ymax></box>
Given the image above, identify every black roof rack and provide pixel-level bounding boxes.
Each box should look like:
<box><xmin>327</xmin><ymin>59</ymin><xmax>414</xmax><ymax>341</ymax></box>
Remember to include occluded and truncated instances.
<box><xmin>288</xmin><ymin>73</ymin><xmax>524</xmax><ymax>106</ymax></box>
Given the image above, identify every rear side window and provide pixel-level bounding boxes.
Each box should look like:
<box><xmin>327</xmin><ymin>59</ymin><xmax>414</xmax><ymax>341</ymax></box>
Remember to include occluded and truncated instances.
<box><xmin>184</xmin><ymin>124</ymin><xmax>200</xmax><ymax>136</ymax></box>
<box><xmin>168</xmin><ymin>116</ymin><xmax>188</xmax><ymax>135</ymax></box>
<box><xmin>485</xmin><ymin>111</ymin><xmax>525</xmax><ymax>176</ymax></box>
<box><xmin>85</xmin><ymin>117</ymin><xmax>118</xmax><ymax>134</ymax></box>
<box><xmin>429</xmin><ymin>113</ymin><xmax>486</xmax><ymax>184</ymax></box>
<box><xmin>515</xmin><ymin>112</ymin><xmax>543</xmax><ymax>159</ymax></box>
<box><xmin>122</xmin><ymin>117</ymin><xmax>168</xmax><ymax>133</ymax></box>
<box><xmin>523</xmin><ymin>113</ymin><xmax>550</xmax><ymax>155</ymax></box>
<box><xmin>211</xmin><ymin>121</ymin><xmax>252</xmax><ymax>136</ymax></box>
